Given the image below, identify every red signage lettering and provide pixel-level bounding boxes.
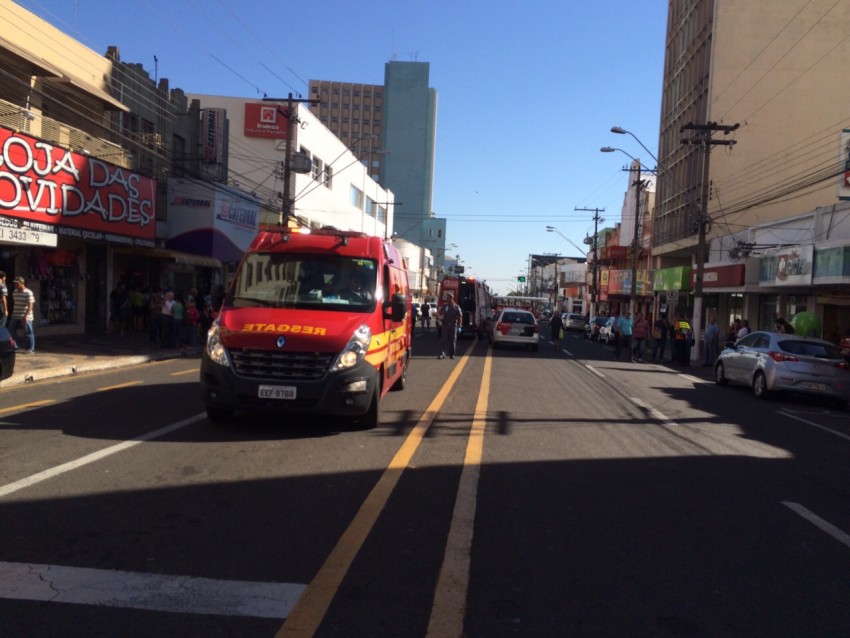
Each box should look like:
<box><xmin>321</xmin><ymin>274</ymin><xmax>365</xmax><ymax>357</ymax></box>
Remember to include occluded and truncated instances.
<box><xmin>0</xmin><ymin>126</ymin><xmax>155</xmax><ymax>241</ymax></box>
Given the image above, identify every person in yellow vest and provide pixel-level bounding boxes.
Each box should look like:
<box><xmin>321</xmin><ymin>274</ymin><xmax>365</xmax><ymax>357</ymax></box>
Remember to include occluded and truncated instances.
<box><xmin>673</xmin><ymin>312</ymin><xmax>691</xmax><ymax>365</ymax></box>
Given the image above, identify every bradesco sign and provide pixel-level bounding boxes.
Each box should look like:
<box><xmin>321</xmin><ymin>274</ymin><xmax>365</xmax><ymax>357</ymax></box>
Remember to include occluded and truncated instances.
<box><xmin>0</xmin><ymin>126</ymin><xmax>155</xmax><ymax>243</ymax></box>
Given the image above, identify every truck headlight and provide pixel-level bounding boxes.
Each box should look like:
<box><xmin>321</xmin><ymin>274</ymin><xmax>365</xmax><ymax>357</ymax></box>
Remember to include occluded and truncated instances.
<box><xmin>205</xmin><ymin>320</ymin><xmax>231</xmax><ymax>367</ymax></box>
<box><xmin>331</xmin><ymin>324</ymin><xmax>371</xmax><ymax>371</ymax></box>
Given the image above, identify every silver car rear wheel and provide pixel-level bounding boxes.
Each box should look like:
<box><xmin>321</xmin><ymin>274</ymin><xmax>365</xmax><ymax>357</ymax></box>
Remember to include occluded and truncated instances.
<box><xmin>752</xmin><ymin>371</ymin><xmax>769</xmax><ymax>400</ymax></box>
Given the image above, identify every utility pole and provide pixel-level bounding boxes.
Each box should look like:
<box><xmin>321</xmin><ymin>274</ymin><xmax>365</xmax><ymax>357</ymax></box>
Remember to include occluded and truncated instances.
<box><xmin>680</xmin><ymin>121</ymin><xmax>739</xmax><ymax>361</ymax></box>
<box><xmin>264</xmin><ymin>94</ymin><xmax>321</xmax><ymax>225</ymax></box>
<box><xmin>575</xmin><ymin>207</ymin><xmax>605</xmax><ymax>318</ymax></box>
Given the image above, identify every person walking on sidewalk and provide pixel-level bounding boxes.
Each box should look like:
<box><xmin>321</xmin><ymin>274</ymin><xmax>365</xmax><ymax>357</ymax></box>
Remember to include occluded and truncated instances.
<box><xmin>0</xmin><ymin>271</ymin><xmax>8</xmax><ymax>328</ymax></box>
<box><xmin>9</xmin><ymin>276</ymin><xmax>35</xmax><ymax>353</ymax></box>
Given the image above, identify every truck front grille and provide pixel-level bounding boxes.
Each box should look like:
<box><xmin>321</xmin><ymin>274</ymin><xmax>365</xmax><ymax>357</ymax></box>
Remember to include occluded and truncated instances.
<box><xmin>229</xmin><ymin>349</ymin><xmax>335</xmax><ymax>381</ymax></box>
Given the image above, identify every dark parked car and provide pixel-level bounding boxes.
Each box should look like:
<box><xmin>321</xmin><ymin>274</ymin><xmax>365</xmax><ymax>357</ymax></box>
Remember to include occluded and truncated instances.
<box><xmin>0</xmin><ymin>326</ymin><xmax>16</xmax><ymax>381</ymax></box>
<box><xmin>714</xmin><ymin>331</ymin><xmax>850</xmax><ymax>407</ymax></box>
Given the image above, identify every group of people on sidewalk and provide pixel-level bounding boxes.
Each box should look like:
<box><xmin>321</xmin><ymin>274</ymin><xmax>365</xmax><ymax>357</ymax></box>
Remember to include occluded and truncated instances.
<box><xmin>110</xmin><ymin>282</ymin><xmax>220</xmax><ymax>351</ymax></box>
<box><xmin>549</xmin><ymin>308</ymin><xmax>750</xmax><ymax>368</ymax></box>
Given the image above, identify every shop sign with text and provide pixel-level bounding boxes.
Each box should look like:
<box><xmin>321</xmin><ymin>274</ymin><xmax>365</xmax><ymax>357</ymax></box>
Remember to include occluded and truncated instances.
<box><xmin>689</xmin><ymin>263</ymin><xmax>745</xmax><ymax>288</ymax></box>
<box><xmin>0</xmin><ymin>126</ymin><xmax>155</xmax><ymax>243</ymax></box>
<box><xmin>760</xmin><ymin>245</ymin><xmax>813</xmax><ymax>286</ymax></box>
<box><xmin>244</xmin><ymin>103</ymin><xmax>287</xmax><ymax>139</ymax></box>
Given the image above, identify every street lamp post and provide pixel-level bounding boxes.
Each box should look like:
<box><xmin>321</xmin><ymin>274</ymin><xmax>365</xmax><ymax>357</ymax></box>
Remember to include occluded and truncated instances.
<box><xmin>546</xmin><ymin>227</ymin><xmax>588</xmax><ymax>314</ymax></box>
<box><xmin>612</xmin><ymin>124</ymin><xmax>728</xmax><ymax>362</ymax></box>
<box><xmin>599</xmin><ymin>147</ymin><xmax>644</xmax><ymax>317</ymax></box>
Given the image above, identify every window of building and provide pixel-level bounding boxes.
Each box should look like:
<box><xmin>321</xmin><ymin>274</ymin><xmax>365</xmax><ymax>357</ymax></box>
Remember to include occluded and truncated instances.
<box><xmin>377</xmin><ymin>206</ymin><xmax>387</xmax><ymax>226</ymax></box>
<box><xmin>350</xmin><ymin>185</ymin><xmax>363</xmax><ymax>209</ymax></box>
<box><xmin>365</xmin><ymin>196</ymin><xmax>374</xmax><ymax>217</ymax></box>
<box><xmin>312</xmin><ymin>156</ymin><xmax>323</xmax><ymax>181</ymax></box>
<box><xmin>324</xmin><ymin>165</ymin><xmax>333</xmax><ymax>188</ymax></box>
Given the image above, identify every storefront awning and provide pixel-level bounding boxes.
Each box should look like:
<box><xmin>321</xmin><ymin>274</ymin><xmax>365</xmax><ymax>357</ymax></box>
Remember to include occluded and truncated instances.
<box><xmin>116</xmin><ymin>247</ymin><xmax>222</xmax><ymax>268</ymax></box>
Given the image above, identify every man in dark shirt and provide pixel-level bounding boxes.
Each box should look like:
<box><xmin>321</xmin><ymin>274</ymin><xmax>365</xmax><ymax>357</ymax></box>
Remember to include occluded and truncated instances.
<box><xmin>438</xmin><ymin>293</ymin><xmax>462</xmax><ymax>359</ymax></box>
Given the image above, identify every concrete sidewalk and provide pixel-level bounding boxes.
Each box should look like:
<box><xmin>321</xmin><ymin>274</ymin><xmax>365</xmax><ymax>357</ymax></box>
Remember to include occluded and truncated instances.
<box><xmin>0</xmin><ymin>331</ymin><xmax>194</xmax><ymax>388</ymax></box>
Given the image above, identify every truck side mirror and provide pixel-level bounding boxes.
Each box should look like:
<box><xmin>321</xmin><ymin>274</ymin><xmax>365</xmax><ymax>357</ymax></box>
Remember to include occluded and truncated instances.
<box><xmin>384</xmin><ymin>293</ymin><xmax>406</xmax><ymax>322</ymax></box>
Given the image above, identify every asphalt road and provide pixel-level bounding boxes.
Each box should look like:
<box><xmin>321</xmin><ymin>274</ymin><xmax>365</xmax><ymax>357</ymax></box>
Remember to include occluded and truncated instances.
<box><xmin>2</xmin><ymin>327</ymin><xmax>850</xmax><ymax>636</ymax></box>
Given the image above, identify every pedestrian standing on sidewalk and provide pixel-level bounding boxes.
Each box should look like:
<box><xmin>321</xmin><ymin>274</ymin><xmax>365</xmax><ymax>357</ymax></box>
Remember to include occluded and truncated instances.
<box><xmin>148</xmin><ymin>287</ymin><xmax>163</xmax><ymax>345</ymax></box>
<box><xmin>161</xmin><ymin>291</ymin><xmax>174</xmax><ymax>347</ymax></box>
<box><xmin>615</xmin><ymin>310</ymin><xmax>633</xmax><ymax>360</ymax></box>
<box><xmin>704</xmin><ymin>314</ymin><xmax>720</xmax><ymax>367</ymax></box>
<box><xmin>632</xmin><ymin>311</ymin><xmax>650</xmax><ymax>362</ymax></box>
<box><xmin>651</xmin><ymin>313</ymin><xmax>669</xmax><ymax>361</ymax></box>
<box><xmin>171</xmin><ymin>293</ymin><xmax>185</xmax><ymax>349</ymax></box>
<box><xmin>437</xmin><ymin>292</ymin><xmax>462</xmax><ymax>359</ymax></box>
<box><xmin>9</xmin><ymin>276</ymin><xmax>35</xmax><ymax>353</ymax></box>
<box><xmin>0</xmin><ymin>271</ymin><xmax>8</xmax><ymax>328</ymax></box>
<box><xmin>673</xmin><ymin>312</ymin><xmax>691</xmax><ymax>365</ymax></box>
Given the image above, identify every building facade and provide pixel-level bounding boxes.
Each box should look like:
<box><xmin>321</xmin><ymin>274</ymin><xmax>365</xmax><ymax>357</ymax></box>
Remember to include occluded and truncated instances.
<box><xmin>647</xmin><ymin>0</ymin><xmax>850</xmax><ymax>352</ymax></box>
<box><xmin>309</xmin><ymin>62</ymin><xmax>446</xmax><ymax>282</ymax></box>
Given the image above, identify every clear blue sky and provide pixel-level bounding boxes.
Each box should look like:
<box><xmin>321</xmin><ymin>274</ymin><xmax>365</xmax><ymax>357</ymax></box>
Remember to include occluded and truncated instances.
<box><xmin>20</xmin><ymin>0</ymin><xmax>668</xmax><ymax>295</ymax></box>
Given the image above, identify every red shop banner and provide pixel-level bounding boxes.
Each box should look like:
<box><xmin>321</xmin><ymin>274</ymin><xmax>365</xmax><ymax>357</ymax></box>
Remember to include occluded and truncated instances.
<box><xmin>0</xmin><ymin>126</ymin><xmax>156</xmax><ymax>242</ymax></box>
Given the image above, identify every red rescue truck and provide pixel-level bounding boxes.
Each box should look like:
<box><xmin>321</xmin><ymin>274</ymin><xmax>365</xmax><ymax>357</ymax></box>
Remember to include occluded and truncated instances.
<box><xmin>435</xmin><ymin>275</ymin><xmax>492</xmax><ymax>338</ymax></box>
<box><xmin>200</xmin><ymin>226</ymin><xmax>412</xmax><ymax>427</ymax></box>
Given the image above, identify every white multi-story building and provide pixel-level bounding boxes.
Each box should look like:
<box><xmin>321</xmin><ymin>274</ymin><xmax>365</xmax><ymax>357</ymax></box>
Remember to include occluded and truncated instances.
<box><xmin>186</xmin><ymin>94</ymin><xmax>395</xmax><ymax>239</ymax></box>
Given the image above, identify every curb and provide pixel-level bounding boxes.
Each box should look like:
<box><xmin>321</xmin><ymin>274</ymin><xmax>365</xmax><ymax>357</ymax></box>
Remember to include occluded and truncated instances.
<box><xmin>0</xmin><ymin>351</ymin><xmax>186</xmax><ymax>388</ymax></box>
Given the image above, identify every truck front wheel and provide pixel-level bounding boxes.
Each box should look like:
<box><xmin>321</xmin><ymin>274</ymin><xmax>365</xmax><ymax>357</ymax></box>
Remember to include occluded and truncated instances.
<box><xmin>206</xmin><ymin>405</ymin><xmax>233</xmax><ymax>424</ymax></box>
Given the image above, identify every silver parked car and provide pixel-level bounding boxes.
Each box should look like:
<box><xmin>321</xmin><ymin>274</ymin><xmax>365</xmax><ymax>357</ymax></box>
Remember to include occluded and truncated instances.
<box><xmin>489</xmin><ymin>309</ymin><xmax>540</xmax><ymax>351</ymax></box>
<box><xmin>713</xmin><ymin>331</ymin><xmax>850</xmax><ymax>407</ymax></box>
<box><xmin>562</xmin><ymin>312</ymin><xmax>587</xmax><ymax>332</ymax></box>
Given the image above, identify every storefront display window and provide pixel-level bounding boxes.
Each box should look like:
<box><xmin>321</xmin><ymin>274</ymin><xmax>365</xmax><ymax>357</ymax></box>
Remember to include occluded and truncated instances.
<box><xmin>36</xmin><ymin>250</ymin><xmax>78</xmax><ymax>325</ymax></box>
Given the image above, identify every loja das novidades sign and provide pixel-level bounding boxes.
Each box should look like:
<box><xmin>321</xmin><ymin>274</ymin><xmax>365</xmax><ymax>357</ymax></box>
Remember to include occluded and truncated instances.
<box><xmin>0</xmin><ymin>126</ymin><xmax>156</xmax><ymax>244</ymax></box>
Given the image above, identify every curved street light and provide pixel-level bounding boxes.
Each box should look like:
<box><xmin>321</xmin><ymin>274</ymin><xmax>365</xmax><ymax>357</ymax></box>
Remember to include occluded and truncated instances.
<box><xmin>609</xmin><ymin>125</ymin><xmax>707</xmax><ymax>361</ymax></box>
<box><xmin>611</xmin><ymin>126</ymin><xmax>659</xmax><ymax>164</ymax></box>
<box><xmin>599</xmin><ymin>146</ymin><xmax>646</xmax><ymax>316</ymax></box>
<box><xmin>545</xmin><ymin>226</ymin><xmax>586</xmax><ymax>257</ymax></box>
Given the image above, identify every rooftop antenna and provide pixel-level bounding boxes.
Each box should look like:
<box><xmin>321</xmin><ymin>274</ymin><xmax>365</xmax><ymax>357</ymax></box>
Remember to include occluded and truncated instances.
<box><xmin>153</xmin><ymin>55</ymin><xmax>158</xmax><ymax>84</ymax></box>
